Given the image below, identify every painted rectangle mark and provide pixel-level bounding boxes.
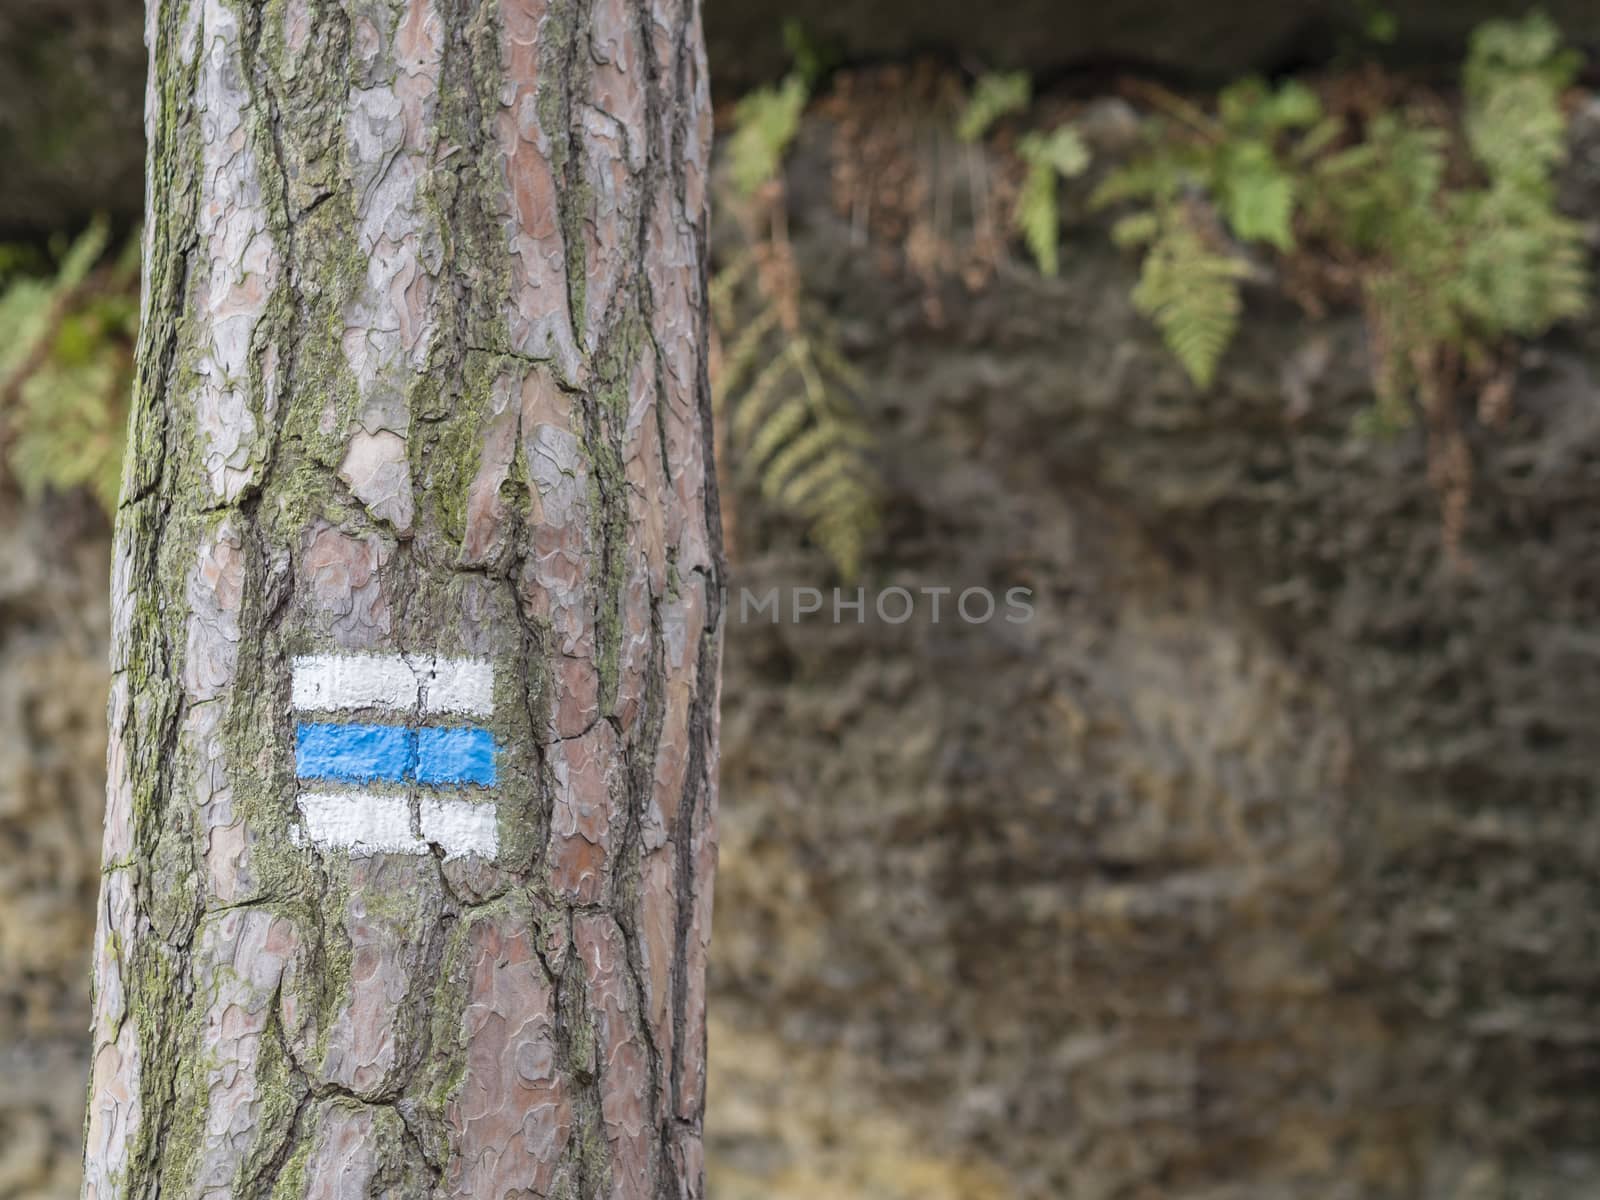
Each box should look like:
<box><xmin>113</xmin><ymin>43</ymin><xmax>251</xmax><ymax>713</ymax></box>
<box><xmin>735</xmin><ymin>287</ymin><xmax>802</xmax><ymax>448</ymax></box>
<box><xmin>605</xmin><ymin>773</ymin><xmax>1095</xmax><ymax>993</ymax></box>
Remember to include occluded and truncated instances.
<box><xmin>422</xmin><ymin>658</ymin><xmax>495</xmax><ymax>716</ymax></box>
<box><xmin>292</xmin><ymin>654</ymin><xmax>419</xmax><ymax>712</ymax></box>
<box><xmin>415</xmin><ymin>726</ymin><xmax>498</xmax><ymax>787</ymax></box>
<box><xmin>291</xmin><ymin>653</ymin><xmax>494</xmax><ymax>716</ymax></box>
<box><xmin>420</xmin><ymin>797</ymin><xmax>500</xmax><ymax>860</ymax></box>
<box><xmin>296</xmin><ymin>792</ymin><xmax>425</xmax><ymax>856</ymax></box>
<box><xmin>295</xmin><ymin>722</ymin><xmax>413</xmax><ymax>783</ymax></box>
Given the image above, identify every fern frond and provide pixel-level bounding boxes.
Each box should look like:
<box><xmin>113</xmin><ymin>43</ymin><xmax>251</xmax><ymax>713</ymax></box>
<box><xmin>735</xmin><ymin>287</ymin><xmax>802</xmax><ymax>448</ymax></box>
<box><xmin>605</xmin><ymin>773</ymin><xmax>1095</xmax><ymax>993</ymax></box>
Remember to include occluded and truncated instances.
<box><xmin>1464</xmin><ymin>12</ymin><xmax>1580</xmax><ymax>191</ymax></box>
<box><xmin>1260</xmin><ymin>80</ymin><xmax>1322</xmax><ymax>131</ymax></box>
<box><xmin>1022</xmin><ymin>126</ymin><xmax>1091</xmax><ymax>178</ymax></box>
<box><xmin>1453</xmin><ymin>186</ymin><xmax>1589</xmax><ymax>334</ymax></box>
<box><xmin>808</xmin><ymin>337</ymin><xmax>866</xmax><ymax>392</ymax></box>
<box><xmin>1</xmin><ymin>218</ymin><xmax>134</xmax><ymax>511</ymax></box>
<box><xmin>712</xmin><ymin>259</ymin><xmax>878</xmax><ymax>577</ymax></box>
<box><xmin>1218</xmin><ymin>140</ymin><xmax>1295</xmax><ymax>249</ymax></box>
<box><xmin>728</xmin><ymin>75</ymin><xmax>810</xmax><ymax>196</ymax></box>
<box><xmin>1092</xmin><ymin>155</ymin><xmax>1186</xmax><ymax>209</ymax></box>
<box><xmin>1218</xmin><ymin>77</ymin><xmax>1321</xmax><ymax>134</ymax></box>
<box><xmin>775</xmin><ymin>447</ymin><xmax>867</xmax><ymax>511</ymax></box>
<box><xmin>13</xmin><ymin>356</ymin><xmax>126</xmax><ymax>509</ymax></box>
<box><xmin>709</xmin><ymin>252</ymin><xmax>755</xmax><ymax>329</ymax></box>
<box><xmin>957</xmin><ymin>72</ymin><xmax>1031</xmax><ymax>143</ymax></box>
<box><xmin>1313</xmin><ymin>115</ymin><xmax>1445</xmax><ymax>250</ymax></box>
<box><xmin>1131</xmin><ymin>210</ymin><xmax>1248</xmax><ymax>389</ymax></box>
<box><xmin>1088</xmin><ymin>12</ymin><xmax>1586</xmax><ymax>553</ymax></box>
<box><xmin>790</xmin><ymin>464</ymin><xmax>876</xmax><ymax>518</ymax></box>
<box><xmin>1015</xmin><ymin>160</ymin><xmax>1060</xmax><ymax>276</ymax></box>
<box><xmin>1471</xmin><ymin>74</ymin><xmax>1567</xmax><ymax>188</ymax></box>
<box><xmin>730</xmin><ymin>337</ymin><xmax>801</xmax><ymax>443</ymax></box>
<box><xmin>781</xmin><ymin>19</ymin><xmax>835</xmax><ymax>88</ymax></box>
<box><xmin>1111</xmin><ymin>212</ymin><xmax>1161</xmax><ymax>247</ymax></box>
<box><xmin>0</xmin><ymin>219</ymin><xmax>109</xmax><ymax>381</ymax></box>
<box><xmin>760</xmin><ymin>422</ymin><xmax>847</xmax><ymax>501</ymax></box>
<box><xmin>714</xmin><ymin>303</ymin><xmax>781</xmax><ymax>409</ymax></box>
<box><xmin>743</xmin><ymin>395</ymin><xmax>811</xmax><ymax>472</ymax></box>
<box><xmin>1291</xmin><ymin>115</ymin><xmax>1345</xmax><ymax>163</ymax></box>
<box><xmin>1014</xmin><ymin>127</ymin><xmax>1091</xmax><ymax>276</ymax></box>
<box><xmin>811</xmin><ymin>506</ymin><xmax>874</xmax><ymax>581</ymax></box>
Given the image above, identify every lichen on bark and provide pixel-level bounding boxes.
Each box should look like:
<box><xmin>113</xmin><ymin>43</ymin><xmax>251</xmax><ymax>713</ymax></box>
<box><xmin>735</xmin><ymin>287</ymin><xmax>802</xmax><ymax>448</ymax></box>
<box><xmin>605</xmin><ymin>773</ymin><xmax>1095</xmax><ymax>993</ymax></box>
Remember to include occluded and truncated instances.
<box><xmin>84</xmin><ymin>0</ymin><xmax>721</xmax><ymax>1196</ymax></box>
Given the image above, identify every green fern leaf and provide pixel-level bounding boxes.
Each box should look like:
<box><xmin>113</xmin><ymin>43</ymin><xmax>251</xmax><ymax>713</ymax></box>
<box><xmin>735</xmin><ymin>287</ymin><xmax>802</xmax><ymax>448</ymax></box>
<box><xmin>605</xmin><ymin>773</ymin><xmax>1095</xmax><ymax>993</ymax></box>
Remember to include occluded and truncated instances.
<box><xmin>731</xmin><ymin>339</ymin><xmax>800</xmax><ymax>443</ymax></box>
<box><xmin>1218</xmin><ymin>78</ymin><xmax>1322</xmax><ymax>134</ymax></box>
<box><xmin>1132</xmin><ymin>212</ymin><xmax>1248</xmax><ymax>388</ymax></box>
<box><xmin>1313</xmin><ymin>116</ymin><xmax>1444</xmax><ymax>250</ymax></box>
<box><xmin>1</xmin><ymin>218</ymin><xmax>134</xmax><ymax>511</ymax></box>
<box><xmin>776</xmin><ymin>451</ymin><xmax>865</xmax><ymax>512</ymax></box>
<box><xmin>744</xmin><ymin>396</ymin><xmax>811</xmax><ymax>473</ymax></box>
<box><xmin>1022</xmin><ymin>126</ymin><xmax>1091</xmax><ymax>178</ymax></box>
<box><xmin>1454</xmin><ymin>185</ymin><xmax>1589</xmax><ymax>334</ymax></box>
<box><xmin>728</xmin><ymin>75</ymin><xmax>809</xmax><ymax>196</ymax></box>
<box><xmin>1219</xmin><ymin>140</ymin><xmax>1295</xmax><ymax>249</ymax></box>
<box><xmin>957</xmin><ymin>72</ymin><xmax>1031</xmax><ymax>143</ymax></box>
<box><xmin>1015</xmin><ymin>161</ymin><xmax>1060</xmax><ymax>275</ymax></box>
<box><xmin>1012</xmin><ymin>128</ymin><xmax>1090</xmax><ymax>276</ymax></box>
<box><xmin>1291</xmin><ymin>115</ymin><xmax>1345</xmax><ymax>163</ymax></box>
<box><xmin>1111</xmin><ymin>212</ymin><xmax>1161</xmax><ymax>247</ymax></box>
<box><xmin>1465</xmin><ymin>13</ymin><xmax>1581</xmax><ymax>190</ymax></box>
<box><xmin>712</xmin><ymin>259</ymin><xmax>878</xmax><ymax>578</ymax></box>
<box><xmin>0</xmin><ymin>219</ymin><xmax>109</xmax><ymax>380</ymax></box>
<box><xmin>1092</xmin><ymin>155</ymin><xmax>1185</xmax><ymax>209</ymax></box>
<box><xmin>715</xmin><ymin>304</ymin><xmax>780</xmax><ymax>408</ymax></box>
<box><xmin>760</xmin><ymin>422</ymin><xmax>844</xmax><ymax>500</ymax></box>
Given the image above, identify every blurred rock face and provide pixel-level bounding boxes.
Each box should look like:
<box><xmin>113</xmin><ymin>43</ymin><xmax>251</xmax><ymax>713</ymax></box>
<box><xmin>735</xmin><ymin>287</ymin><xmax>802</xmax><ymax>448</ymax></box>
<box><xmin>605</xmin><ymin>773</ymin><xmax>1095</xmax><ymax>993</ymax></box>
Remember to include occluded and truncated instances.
<box><xmin>713</xmin><ymin>536</ymin><xmax>1370</xmax><ymax>1198</ymax></box>
<box><xmin>0</xmin><ymin>493</ymin><xmax>107</xmax><ymax>1199</ymax></box>
<box><xmin>3</xmin><ymin>103</ymin><xmax>1600</xmax><ymax>1200</ymax></box>
<box><xmin>703</xmin><ymin>103</ymin><xmax>1600</xmax><ymax>1197</ymax></box>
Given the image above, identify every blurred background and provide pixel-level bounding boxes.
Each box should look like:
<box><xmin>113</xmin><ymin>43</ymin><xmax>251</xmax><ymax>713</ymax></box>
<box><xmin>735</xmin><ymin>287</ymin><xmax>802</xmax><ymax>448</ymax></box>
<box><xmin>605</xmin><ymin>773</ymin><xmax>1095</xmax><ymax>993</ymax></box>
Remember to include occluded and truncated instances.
<box><xmin>3</xmin><ymin>1</ymin><xmax>1600</xmax><ymax>1197</ymax></box>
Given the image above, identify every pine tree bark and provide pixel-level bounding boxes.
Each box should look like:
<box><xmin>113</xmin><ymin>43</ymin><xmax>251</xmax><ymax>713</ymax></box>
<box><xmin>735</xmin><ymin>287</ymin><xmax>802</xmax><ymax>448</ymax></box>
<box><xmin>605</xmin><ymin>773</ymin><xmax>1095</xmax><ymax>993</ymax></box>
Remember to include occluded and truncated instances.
<box><xmin>82</xmin><ymin>0</ymin><xmax>719</xmax><ymax>1196</ymax></box>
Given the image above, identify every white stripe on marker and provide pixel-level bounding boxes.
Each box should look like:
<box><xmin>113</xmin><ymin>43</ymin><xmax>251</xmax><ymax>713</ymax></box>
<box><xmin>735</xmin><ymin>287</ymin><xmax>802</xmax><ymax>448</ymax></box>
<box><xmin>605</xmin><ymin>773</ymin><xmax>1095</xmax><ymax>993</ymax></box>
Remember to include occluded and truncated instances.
<box><xmin>421</xmin><ymin>657</ymin><xmax>495</xmax><ymax>717</ymax></box>
<box><xmin>295</xmin><ymin>792</ymin><xmax>501</xmax><ymax>860</ymax></box>
<box><xmin>292</xmin><ymin>654</ymin><xmax>419</xmax><ymax>711</ymax></box>
<box><xmin>291</xmin><ymin>654</ymin><xmax>494</xmax><ymax>716</ymax></box>
<box><xmin>296</xmin><ymin>792</ymin><xmax>425</xmax><ymax>856</ymax></box>
<box><xmin>420</xmin><ymin>797</ymin><xmax>499</xmax><ymax>860</ymax></box>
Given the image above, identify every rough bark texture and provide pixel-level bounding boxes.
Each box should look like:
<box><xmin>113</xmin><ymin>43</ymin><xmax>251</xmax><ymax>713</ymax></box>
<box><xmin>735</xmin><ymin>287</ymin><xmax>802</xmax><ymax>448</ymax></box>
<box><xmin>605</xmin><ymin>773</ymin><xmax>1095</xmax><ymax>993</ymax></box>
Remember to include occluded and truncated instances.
<box><xmin>6</xmin><ymin>0</ymin><xmax>1600</xmax><ymax>234</ymax></box>
<box><xmin>82</xmin><ymin>0</ymin><xmax>721</xmax><ymax>1197</ymax></box>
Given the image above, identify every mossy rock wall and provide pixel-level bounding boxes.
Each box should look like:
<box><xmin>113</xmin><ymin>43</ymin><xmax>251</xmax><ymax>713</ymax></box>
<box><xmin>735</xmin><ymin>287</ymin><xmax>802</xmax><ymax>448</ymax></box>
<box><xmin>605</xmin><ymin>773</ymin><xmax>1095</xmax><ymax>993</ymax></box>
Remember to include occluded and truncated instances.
<box><xmin>706</xmin><ymin>96</ymin><xmax>1600</xmax><ymax>1197</ymax></box>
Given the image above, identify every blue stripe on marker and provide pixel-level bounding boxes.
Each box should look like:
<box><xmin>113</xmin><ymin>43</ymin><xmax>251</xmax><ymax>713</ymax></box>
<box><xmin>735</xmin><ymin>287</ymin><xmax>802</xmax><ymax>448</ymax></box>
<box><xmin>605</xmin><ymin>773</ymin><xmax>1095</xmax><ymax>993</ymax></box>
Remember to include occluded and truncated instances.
<box><xmin>296</xmin><ymin>723</ymin><xmax>413</xmax><ymax>783</ymax></box>
<box><xmin>415</xmin><ymin>726</ymin><xmax>498</xmax><ymax>788</ymax></box>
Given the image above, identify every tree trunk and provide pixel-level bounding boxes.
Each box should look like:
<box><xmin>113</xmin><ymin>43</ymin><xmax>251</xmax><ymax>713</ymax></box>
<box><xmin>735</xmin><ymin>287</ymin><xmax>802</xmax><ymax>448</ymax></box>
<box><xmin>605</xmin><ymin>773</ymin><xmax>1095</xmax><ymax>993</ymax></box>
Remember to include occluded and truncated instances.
<box><xmin>82</xmin><ymin>0</ymin><xmax>720</xmax><ymax>1196</ymax></box>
